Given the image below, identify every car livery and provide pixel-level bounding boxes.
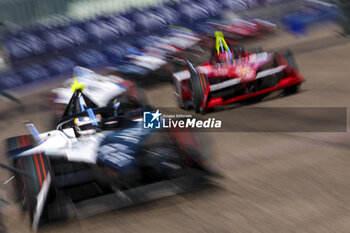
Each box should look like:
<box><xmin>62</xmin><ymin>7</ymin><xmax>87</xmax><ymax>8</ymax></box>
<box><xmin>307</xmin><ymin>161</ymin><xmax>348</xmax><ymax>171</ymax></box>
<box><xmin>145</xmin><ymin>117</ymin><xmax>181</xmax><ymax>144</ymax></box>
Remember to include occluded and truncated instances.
<box><xmin>3</xmin><ymin>77</ymin><xmax>214</xmax><ymax>230</ymax></box>
<box><xmin>171</xmin><ymin>31</ymin><xmax>304</xmax><ymax>113</ymax></box>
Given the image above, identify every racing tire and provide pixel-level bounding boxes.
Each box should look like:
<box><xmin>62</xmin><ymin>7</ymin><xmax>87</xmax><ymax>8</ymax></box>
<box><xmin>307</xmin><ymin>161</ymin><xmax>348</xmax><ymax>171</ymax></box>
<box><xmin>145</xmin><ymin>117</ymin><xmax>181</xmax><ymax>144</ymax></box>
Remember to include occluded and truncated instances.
<box><xmin>5</xmin><ymin>135</ymin><xmax>51</xmax><ymax>221</ymax></box>
<box><xmin>189</xmin><ymin>70</ymin><xmax>208</xmax><ymax>114</ymax></box>
<box><xmin>5</xmin><ymin>135</ymin><xmax>34</xmax><ymax>205</ymax></box>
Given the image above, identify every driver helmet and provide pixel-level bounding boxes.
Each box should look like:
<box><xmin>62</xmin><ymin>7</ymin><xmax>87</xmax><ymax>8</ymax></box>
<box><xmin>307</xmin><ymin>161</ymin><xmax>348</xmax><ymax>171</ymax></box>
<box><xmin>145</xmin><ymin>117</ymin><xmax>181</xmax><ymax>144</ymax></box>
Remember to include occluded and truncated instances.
<box><xmin>74</xmin><ymin>114</ymin><xmax>101</xmax><ymax>136</ymax></box>
<box><xmin>215</xmin><ymin>31</ymin><xmax>233</xmax><ymax>64</ymax></box>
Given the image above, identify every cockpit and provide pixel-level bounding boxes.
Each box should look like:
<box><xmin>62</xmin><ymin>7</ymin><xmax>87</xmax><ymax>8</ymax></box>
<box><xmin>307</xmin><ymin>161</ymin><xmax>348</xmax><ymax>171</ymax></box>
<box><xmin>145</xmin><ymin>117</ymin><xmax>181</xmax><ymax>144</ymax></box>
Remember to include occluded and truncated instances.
<box><xmin>210</xmin><ymin>31</ymin><xmax>248</xmax><ymax>65</ymax></box>
<box><xmin>56</xmin><ymin>76</ymin><xmax>144</xmax><ymax>137</ymax></box>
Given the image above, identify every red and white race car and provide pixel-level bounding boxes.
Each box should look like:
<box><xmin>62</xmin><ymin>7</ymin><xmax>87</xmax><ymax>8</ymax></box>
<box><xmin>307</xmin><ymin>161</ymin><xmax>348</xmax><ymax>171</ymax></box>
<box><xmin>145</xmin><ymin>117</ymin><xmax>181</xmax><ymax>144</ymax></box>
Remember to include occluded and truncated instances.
<box><xmin>171</xmin><ymin>33</ymin><xmax>303</xmax><ymax>113</ymax></box>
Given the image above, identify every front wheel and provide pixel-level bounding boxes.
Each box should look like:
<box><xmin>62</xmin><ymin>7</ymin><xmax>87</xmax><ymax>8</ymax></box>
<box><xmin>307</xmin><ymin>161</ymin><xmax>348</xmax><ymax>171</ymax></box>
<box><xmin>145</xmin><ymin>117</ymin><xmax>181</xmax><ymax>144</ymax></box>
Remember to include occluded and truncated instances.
<box><xmin>6</xmin><ymin>135</ymin><xmax>51</xmax><ymax>221</ymax></box>
<box><xmin>189</xmin><ymin>72</ymin><xmax>208</xmax><ymax>114</ymax></box>
<box><xmin>16</xmin><ymin>155</ymin><xmax>51</xmax><ymax>221</ymax></box>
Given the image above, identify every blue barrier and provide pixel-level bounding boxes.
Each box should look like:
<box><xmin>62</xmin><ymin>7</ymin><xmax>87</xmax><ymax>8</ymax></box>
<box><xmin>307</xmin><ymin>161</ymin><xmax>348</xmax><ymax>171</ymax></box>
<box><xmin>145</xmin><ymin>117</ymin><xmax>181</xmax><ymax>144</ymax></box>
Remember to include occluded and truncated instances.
<box><xmin>0</xmin><ymin>72</ymin><xmax>24</xmax><ymax>91</ymax></box>
<box><xmin>283</xmin><ymin>1</ymin><xmax>339</xmax><ymax>36</ymax></box>
<box><xmin>74</xmin><ymin>49</ymin><xmax>108</xmax><ymax>68</ymax></box>
<box><xmin>46</xmin><ymin>57</ymin><xmax>76</xmax><ymax>76</ymax></box>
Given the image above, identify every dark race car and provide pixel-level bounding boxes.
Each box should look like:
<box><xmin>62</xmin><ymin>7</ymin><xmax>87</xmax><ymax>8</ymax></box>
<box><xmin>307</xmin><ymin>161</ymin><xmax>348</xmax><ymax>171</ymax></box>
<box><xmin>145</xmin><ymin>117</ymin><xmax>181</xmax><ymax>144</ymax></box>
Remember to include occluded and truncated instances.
<box><xmin>3</xmin><ymin>78</ymin><xmax>214</xmax><ymax>230</ymax></box>
<box><xmin>171</xmin><ymin>31</ymin><xmax>304</xmax><ymax>113</ymax></box>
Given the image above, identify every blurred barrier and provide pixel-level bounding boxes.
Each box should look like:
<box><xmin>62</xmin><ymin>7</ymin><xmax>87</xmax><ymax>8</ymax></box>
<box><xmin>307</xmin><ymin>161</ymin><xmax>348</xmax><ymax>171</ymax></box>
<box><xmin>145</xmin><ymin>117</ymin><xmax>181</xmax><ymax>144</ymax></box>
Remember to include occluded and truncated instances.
<box><xmin>235</xmin><ymin>0</ymin><xmax>303</xmax><ymax>20</ymax></box>
<box><xmin>67</xmin><ymin>0</ymin><xmax>184</xmax><ymax>20</ymax></box>
<box><xmin>283</xmin><ymin>0</ymin><xmax>339</xmax><ymax>36</ymax></box>
<box><xmin>0</xmin><ymin>0</ymin><xmax>182</xmax><ymax>29</ymax></box>
<box><xmin>0</xmin><ymin>0</ymin><xmax>69</xmax><ymax>28</ymax></box>
<box><xmin>0</xmin><ymin>47</ymin><xmax>9</xmax><ymax>71</ymax></box>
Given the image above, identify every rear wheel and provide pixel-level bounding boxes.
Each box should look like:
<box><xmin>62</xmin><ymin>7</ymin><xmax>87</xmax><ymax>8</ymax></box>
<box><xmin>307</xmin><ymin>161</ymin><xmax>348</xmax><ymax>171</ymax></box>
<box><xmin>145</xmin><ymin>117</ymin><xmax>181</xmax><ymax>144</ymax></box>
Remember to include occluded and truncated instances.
<box><xmin>5</xmin><ymin>135</ymin><xmax>33</xmax><ymax>205</ymax></box>
<box><xmin>17</xmin><ymin>155</ymin><xmax>51</xmax><ymax>221</ymax></box>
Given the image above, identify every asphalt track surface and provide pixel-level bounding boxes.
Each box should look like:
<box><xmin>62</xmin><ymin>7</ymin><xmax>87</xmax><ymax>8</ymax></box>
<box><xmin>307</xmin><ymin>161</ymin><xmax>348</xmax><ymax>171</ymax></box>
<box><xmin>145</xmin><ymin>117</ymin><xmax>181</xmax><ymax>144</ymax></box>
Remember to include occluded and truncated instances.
<box><xmin>2</xmin><ymin>25</ymin><xmax>350</xmax><ymax>233</ymax></box>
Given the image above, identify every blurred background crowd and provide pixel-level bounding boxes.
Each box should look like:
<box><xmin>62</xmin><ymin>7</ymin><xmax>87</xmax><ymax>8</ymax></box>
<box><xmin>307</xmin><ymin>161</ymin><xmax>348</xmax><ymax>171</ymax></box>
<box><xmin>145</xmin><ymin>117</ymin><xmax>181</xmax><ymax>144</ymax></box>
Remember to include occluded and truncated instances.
<box><xmin>1</xmin><ymin>1</ymin><xmax>350</xmax><ymax>233</ymax></box>
<box><xmin>0</xmin><ymin>0</ymin><xmax>345</xmax><ymax>93</ymax></box>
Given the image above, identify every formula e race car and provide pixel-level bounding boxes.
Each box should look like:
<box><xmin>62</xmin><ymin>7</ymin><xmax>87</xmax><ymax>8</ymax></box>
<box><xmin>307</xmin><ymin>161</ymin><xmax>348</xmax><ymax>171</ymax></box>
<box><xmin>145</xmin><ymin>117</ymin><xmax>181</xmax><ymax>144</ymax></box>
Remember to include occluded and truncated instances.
<box><xmin>171</xmin><ymin>31</ymin><xmax>304</xmax><ymax>113</ymax></box>
<box><xmin>4</xmin><ymin>79</ymin><xmax>213</xmax><ymax>229</ymax></box>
